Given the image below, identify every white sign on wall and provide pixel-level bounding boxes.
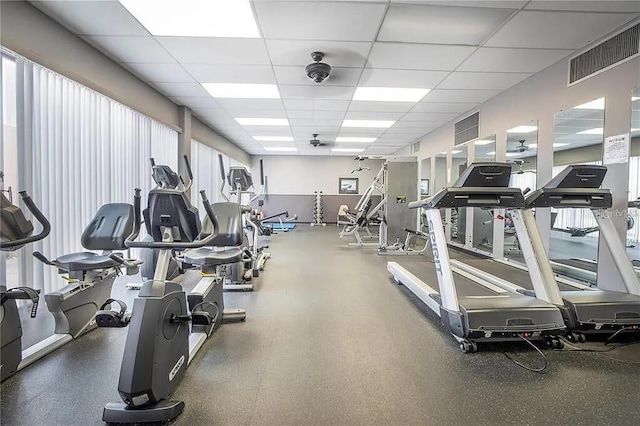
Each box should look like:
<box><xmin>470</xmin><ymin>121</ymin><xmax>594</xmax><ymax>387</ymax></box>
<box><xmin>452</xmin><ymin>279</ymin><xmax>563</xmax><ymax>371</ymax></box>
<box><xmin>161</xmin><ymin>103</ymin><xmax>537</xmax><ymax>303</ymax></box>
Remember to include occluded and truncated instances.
<box><xmin>603</xmin><ymin>133</ymin><xmax>630</xmax><ymax>165</ymax></box>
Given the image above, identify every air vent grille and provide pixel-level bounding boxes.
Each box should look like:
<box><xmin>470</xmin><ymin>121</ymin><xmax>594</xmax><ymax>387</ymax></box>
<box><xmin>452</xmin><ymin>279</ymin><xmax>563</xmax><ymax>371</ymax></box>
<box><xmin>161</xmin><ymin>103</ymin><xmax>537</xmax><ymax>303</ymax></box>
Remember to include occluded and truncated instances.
<box><xmin>454</xmin><ymin>112</ymin><xmax>479</xmax><ymax>146</ymax></box>
<box><xmin>569</xmin><ymin>22</ymin><xmax>639</xmax><ymax>85</ymax></box>
<box><xmin>412</xmin><ymin>141</ymin><xmax>420</xmax><ymax>153</ymax></box>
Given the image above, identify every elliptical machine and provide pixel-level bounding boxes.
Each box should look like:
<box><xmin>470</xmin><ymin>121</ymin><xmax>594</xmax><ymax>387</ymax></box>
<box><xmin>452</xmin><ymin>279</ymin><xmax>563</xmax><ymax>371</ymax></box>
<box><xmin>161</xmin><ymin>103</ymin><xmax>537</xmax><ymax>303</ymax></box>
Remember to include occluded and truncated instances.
<box><xmin>98</xmin><ymin>163</ymin><xmax>246</xmax><ymax>424</ymax></box>
<box><xmin>218</xmin><ymin>154</ymin><xmax>269</xmax><ymax>291</ymax></box>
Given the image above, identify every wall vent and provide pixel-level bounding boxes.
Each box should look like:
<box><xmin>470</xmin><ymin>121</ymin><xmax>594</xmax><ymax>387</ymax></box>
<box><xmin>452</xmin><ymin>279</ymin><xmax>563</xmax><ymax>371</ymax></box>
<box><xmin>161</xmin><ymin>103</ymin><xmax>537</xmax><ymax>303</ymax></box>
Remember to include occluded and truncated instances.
<box><xmin>411</xmin><ymin>141</ymin><xmax>420</xmax><ymax>153</ymax></box>
<box><xmin>454</xmin><ymin>112</ymin><xmax>479</xmax><ymax>146</ymax></box>
<box><xmin>569</xmin><ymin>22</ymin><xmax>639</xmax><ymax>85</ymax></box>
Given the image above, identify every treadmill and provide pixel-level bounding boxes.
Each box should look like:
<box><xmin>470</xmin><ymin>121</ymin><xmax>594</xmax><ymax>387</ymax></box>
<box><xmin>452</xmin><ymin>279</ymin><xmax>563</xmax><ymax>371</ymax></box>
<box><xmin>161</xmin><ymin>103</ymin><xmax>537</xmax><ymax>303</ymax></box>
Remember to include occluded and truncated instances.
<box><xmin>388</xmin><ymin>163</ymin><xmax>566</xmax><ymax>353</ymax></box>
<box><xmin>452</xmin><ymin>165</ymin><xmax>640</xmax><ymax>340</ymax></box>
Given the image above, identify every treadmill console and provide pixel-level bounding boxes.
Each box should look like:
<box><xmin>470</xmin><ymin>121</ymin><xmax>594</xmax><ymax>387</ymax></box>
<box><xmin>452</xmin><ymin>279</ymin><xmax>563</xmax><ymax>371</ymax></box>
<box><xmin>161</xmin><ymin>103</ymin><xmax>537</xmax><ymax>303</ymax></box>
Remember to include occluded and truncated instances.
<box><xmin>453</xmin><ymin>162</ymin><xmax>513</xmax><ymax>188</ymax></box>
<box><xmin>228</xmin><ymin>167</ymin><xmax>253</xmax><ymax>191</ymax></box>
<box><xmin>525</xmin><ymin>165</ymin><xmax>612</xmax><ymax>209</ymax></box>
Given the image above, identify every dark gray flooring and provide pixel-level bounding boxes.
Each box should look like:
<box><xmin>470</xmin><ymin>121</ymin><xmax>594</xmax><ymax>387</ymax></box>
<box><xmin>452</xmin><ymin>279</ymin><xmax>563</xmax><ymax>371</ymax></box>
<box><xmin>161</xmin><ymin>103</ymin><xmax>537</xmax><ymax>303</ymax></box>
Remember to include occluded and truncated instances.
<box><xmin>3</xmin><ymin>226</ymin><xmax>640</xmax><ymax>425</ymax></box>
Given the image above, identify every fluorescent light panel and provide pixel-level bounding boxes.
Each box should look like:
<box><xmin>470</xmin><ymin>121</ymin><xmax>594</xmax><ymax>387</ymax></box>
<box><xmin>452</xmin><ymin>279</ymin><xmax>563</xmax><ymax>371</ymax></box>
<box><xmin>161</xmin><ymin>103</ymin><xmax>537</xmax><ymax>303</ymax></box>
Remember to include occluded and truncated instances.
<box><xmin>203</xmin><ymin>84</ymin><xmax>280</xmax><ymax>99</ymax></box>
<box><xmin>342</xmin><ymin>120</ymin><xmax>395</xmax><ymax>128</ymax></box>
<box><xmin>574</xmin><ymin>98</ymin><xmax>605</xmax><ymax>110</ymax></box>
<box><xmin>335</xmin><ymin>137</ymin><xmax>377</xmax><ymax>143</ymax></box>
<box><xmin>264</xmin><ymin>147</ymin><xmax>297</xmax><ymax>152</ymax></box>
<box><xmin>528</xmin><ymin>143</ymin><xmax>569</xmax><ymax>148</ymax></box>
<box><xmin>332</xmin><ymin>148</ymin><xmax>364</xmax><ymax>153</ymax></box>
<box><xmin>118</xmin><ymin>0</ymin><xmax>259</xmax><ymax>37</ymax></box>
<box><xmin>474</xmin><ymin>139</ymin><xmax>494</xmax><ymax>146</ymax></box>
<box><xmin>254</xmin><ymin>136</ymin><xmax>294</xmax><ymax>142</ymax></box>
<box><xmin>507</xmin><ymin>125</ymin><xmax>538</xmax><ymax>133</ymax></box>
<box><xmin>451</xmin><ymin>150</ymin><xmax>462</xmax><ymax>154</ymax></box>
<box><xmin>632</xmin><ymin>97</ymin><xmax>640</xmax><ymax>101</ymax></box>
<box><xmin>577</xmin><ymin>127</ymin><xmax>603</xmax><ymax>135</ymax></box>
<box><xmin>353</xmin><ymin>87</ymin><xmax>430</xmax><ymax>102</ymax></box>
<box><xmin>236</xmin><ymin>118</ymin><xmax>289</xmax><ymax>126</ymax></box>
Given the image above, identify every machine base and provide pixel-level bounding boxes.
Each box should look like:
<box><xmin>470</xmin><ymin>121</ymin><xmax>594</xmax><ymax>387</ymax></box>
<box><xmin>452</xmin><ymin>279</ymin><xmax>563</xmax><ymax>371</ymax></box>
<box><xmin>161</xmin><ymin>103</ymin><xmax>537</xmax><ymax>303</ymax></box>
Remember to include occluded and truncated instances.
<box><xmin>103</xmin><ymin>400</ymin><xmax>185</xmax><ymax>424</ymax></box>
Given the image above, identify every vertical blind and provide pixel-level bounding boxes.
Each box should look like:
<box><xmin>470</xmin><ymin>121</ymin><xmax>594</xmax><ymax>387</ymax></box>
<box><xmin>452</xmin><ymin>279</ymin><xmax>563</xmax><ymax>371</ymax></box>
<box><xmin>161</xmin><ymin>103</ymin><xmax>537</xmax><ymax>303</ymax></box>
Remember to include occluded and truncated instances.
<box><xmin>629</xmin><ymin>156</ymin><xmax>640</xmax><ymax>243</ymax></box>
<box><xmin>30</xmin><ymin>63</ymin><xmax>178</xmax><ymax>293</ymax></box>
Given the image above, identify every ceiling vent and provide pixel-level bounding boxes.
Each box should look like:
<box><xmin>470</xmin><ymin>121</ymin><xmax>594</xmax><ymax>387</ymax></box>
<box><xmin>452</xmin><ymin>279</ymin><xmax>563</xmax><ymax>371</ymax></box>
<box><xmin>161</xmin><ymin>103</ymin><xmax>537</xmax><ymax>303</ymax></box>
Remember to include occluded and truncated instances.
<box><xmin>411</xmin><ymin>141</ymin><xmax>420</xmax><ymax>154</ymax></box>
<box><xmin>454</xmin><ymin>112</ymin><xmax>479</xmax><ymax>146</ymax></box>
<box><xmin>569</xmin><ymin>22</ymin><xmax>639</xmax><ymax>86</ymax></box>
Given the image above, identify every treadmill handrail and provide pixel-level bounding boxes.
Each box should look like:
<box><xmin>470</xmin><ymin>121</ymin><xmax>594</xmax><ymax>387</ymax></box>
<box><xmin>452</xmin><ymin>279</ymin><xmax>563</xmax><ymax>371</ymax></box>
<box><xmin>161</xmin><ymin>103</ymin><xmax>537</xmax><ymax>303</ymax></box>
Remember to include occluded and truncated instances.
<box><xmin>409</xmin><ymin>187</ymin><xmax>525</xmax><ymax>210</ymax></box>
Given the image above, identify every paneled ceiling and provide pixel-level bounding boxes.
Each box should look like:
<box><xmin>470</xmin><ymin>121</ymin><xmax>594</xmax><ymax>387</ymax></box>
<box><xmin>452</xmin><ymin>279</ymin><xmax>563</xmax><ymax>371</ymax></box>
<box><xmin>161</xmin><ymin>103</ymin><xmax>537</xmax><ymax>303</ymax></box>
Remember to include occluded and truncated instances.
<box><xmin>30</xmin><ymin>0</ymin><xmax>640</xmax><ymax>156</ymax></box>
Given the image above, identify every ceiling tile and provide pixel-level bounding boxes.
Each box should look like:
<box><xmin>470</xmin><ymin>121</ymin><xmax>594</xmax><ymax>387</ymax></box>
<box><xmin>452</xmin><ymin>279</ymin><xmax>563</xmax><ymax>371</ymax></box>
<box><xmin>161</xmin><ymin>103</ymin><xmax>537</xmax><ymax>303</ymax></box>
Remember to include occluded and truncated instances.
<box><xmin>289</xmin><ymin>119</ymin><xmax>343</xmax><ymax>127</ymax></box>
<box><xmin>286</xmin><ymin>110</ymin><xmax>315</xmax><ymax>119</ymax></box>
<box><xmin>395</xmin><ymin>1</ymin><xmax>527</xmax><ymax>8</ymax></box>
<box><xmin>437</xmin><ymin>72</ymin><xmax>531</xmax><ymax>90</ymax></box>
<box><xmin>274</xmin><ymin>66</ymin><xmax>362</xmax><ymax>87</ymax></box>
<box><xmin>312</xmin><ymin>111</ymin><xmax>347</xmax><ymax>120</ymax></box>
<box><xmin>378</xmin><ymin>4</ymin><xmax>515</xmax><ymax>45</ymax></box>
<box><xmin>183</xmin><ymin>64</ymin><xmax>276</xmax><ymax>84</ymax></box>
<box><xmin>344</xmin><ymin>111</ymin><xmax>405</xmax><ymax>121</ymax></box>
<box><xmin>123</xmin><ymin>63</ymin><xmax>194</xmax><ymax>82</ymax></box>
<box><xmin>485</xmin><ymin>11</ymin><xmax>636</xmax><ymax>49</ymax></box>
<box><xmin>279</xmin><ymin>85</ymin><xmax>355</xmax><ymax>100</ymax></box>
<box><xmin>266</xmin><ymin>40</ymin><xmax>371</xmax><ymax>67</ymax></box>
<box><xmin>254</xmin><ymin>1</ymin><xmax>386</xmax><ymax>41</ymax></box>
<box><xmin>421</xmin><ymin>89</ymin><xmax>501</xmax><ymax>103</ymax></box>
<box><xmin>31</xmin><ymin>1</ymin><xmax>148</xmax><ymax>36</ymax></box>
<box><xmin>215</xmin><ymin>99</ymin><xmax>286</xmax><ymax>112</ymax></box>
<box><xmin>526</xmin><ymin>1</ymin><xmax>640</xmax><ymax>13</ymax></box>
<box><xmin>348</xmin><ymin>101</ymin><xmax>416</xmax><ymax>113</ymax></box>
<box><xmin>158</xmin><ymin>37</ymin><xmax>271</xmax><ymax>64</ymax></box>
<box><xmin>410</xmin><ymin>102</ymin><xmax>478</xmax><ymax>114</ymax></box>
<box><xmin>368</xmin><ymin>43</ymin><xmax>476</xmax><ymax>71</ymax></box>
<box><xmin>281</xmin><ymin>99</ymin><xmax>352</xmax><ymax>112</ymax></box>
<box><xmin>359</xmin><ymin>69</ymin><xmax>449</xmax><ymax>88</ymax></box>
<box><xmin>402</xmin><ymin>112</ymin><xmax>460</xmax><ymax>122</ymax></box>
<box><xmin>243</xmin><ymin>126</ymin><xmax>294</xmax><ymax>136</ymax></box>
<box><xmin>458</xmin><ymin>47</ymin><xmax>572</xmax><ymax>73</ymax></box>
<box><xmin>84</xmin><ymin>36</ymin><xmax>174</xmax><ymax>63</ymax></box>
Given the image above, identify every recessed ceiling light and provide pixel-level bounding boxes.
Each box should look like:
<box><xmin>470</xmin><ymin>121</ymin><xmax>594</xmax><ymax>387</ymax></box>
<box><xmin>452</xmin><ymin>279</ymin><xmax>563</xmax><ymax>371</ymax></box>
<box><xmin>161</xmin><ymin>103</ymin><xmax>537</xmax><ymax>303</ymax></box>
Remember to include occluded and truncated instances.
<box><xmin>264</xmin><ymin>147</ymin><xmax>297</xmax><ymax>152</ymax></box>
<box><xmin>451</xmin><ymin>150</ymin><xmax>462</xmax><ymax>154</ymax></box>
<box><xmin>577</xmin><ymin>127</ymin><xmax>603</xmax><ymax>135</ymax></box>
<box><xmin>353</xmin><ymin>87</ymin><xmax>430</xmax><ymax>103</ymax></box>
<box><xmin>332</xmin><ymin>148</ymin><xmax>365</xmax><ymax>153</ymax></box>
<box><xmin>236</xmin><ymin>118</ymin><xmax>289</xmax><ymax>126</ymax></box>
<box><xmin>632</xmin><ymin>128</ymin><xmax>640</xmax><ymax>132</ymax></box>
<box><xmin>118</xmin><ymin>0</ymin><xmax>260</xmax><ymax>38</ymax></box>
<box><xmin>439</xmin><ymin>151</ymin><xmax>447</xmax><ymax>155</ymax></box>
<box><xmin>342</xmin><ymin>120</ymin><xmax>395</xmax><ymax>128</ymax></box>
<box><xmin>632</xmin><ymin>97</ymin><xmax>640</xmax><ymax>101</ymax></box>
<box><xmin>506</xmin><ymin>152</ymin><xmax>521</xmax><ymax>157</ymax></box>
<box><xmin>335</xmin><ymin>137</ymin><xmax>377</xmax><ymax>143</ymax></box>
<box><xmin>507</xmin><ymin>125</ymin><xmax>538</xmax><ymax>133</ymax></box>
<box><xmin>203</xmin><ymin>84</ymin><xmax>280</xmax><ymax>99</ymax></box>
<box><xmin>575</xmin><ymin>98</ymin><xmax>605</xmax><ymax>110</ymax></box>
<box><xmin>486</xmin><ymin>151</ymin><xmax>496</xmax><ymax>155</ymax></box>
<box><xmin>474</xmin><ymin>139</ymin><xmax>494</xmax><ymax>145</ymax></box>
<box><xmin>254</xmin><ymin>136</ymin><xmax>294</xmax><ymax>142</ymax></box>
<box><xmin>553</xmin><ymin>143</ymin><xmax>570</xmax><ymax>148</ymax></box>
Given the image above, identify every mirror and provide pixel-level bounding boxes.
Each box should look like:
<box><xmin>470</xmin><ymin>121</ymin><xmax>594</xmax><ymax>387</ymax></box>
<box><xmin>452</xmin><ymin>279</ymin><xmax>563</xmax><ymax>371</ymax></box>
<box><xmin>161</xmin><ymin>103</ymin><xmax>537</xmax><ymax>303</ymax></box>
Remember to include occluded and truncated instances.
<box><xmin>449</xmin><ymin>145</ymin><xmax>469</xmax><ymax>245</ymax></box>
<box><xmin>421</xmin><ymin>157</ymin><xmax>431</xmax><ymax>197</ymax></box>
<box><xmin>550</xmin><ymin>97</ymin><xmax>605</xmax><ymax>273</ymax></box>
<box><xmin>471</xmin><ymin>136</ymin><xmax>496</xmax><ymax>253</ymax></box>
<box><xmin>628</xmin><ymin>89</ymin><xmax>640</xmax><ymax>264</ymax></box>
<box><xmin>505</xmin><ymin>121</ymin><xmax>538</xmax><ymax>262</ymax></box>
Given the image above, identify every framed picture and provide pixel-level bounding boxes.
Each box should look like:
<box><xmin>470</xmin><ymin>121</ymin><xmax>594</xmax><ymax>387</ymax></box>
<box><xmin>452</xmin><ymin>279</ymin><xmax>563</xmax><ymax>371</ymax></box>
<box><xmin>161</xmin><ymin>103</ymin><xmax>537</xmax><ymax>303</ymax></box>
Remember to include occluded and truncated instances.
<box><xmin>339</xmin><ymin>177</ymin><xmax>359</xmax><ymax>195</ymax></box>
<box><xmin>420</xmin><ymin>179</ymin><xmax>430</xmax><ymax>197</ymax></box>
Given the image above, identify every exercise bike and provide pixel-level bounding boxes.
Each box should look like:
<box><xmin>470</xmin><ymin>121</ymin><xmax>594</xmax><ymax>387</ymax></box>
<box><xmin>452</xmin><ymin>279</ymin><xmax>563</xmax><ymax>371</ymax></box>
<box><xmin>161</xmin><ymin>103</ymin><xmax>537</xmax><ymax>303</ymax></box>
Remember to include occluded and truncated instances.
<box><xmin>98</xmin><ymin>179</ymin><xmax>246</xmax><ymax>424</ymax></box>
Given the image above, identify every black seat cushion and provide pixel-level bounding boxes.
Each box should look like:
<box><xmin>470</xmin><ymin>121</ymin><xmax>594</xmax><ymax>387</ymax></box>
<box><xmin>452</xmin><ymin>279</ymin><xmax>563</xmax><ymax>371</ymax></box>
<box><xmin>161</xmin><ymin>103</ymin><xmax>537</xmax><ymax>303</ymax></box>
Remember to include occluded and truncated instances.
<box><xmin>81</xmin><ymin>203</ymin><xmax>134</xmax><ymax>251</ymax></box>
<box><xmin>53</xmin><ymin>252</ymin><xmax>119</xmax><ymax>271</ymax></box>
<box><xmin>184</xmin><ymin>247</ymin><xmax>244</xmax><ymax>267</ymax></box>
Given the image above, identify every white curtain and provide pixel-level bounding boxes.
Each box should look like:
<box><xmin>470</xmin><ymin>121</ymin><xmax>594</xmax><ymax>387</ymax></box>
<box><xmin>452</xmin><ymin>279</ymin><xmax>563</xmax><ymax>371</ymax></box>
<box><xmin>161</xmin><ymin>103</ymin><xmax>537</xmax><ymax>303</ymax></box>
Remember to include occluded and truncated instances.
<box><xmin>191</xmin><ymin>140</ymin><xmax>221</xmax><ymax>218</ymax></box>
<box><xmin>629</xmin><ymin>155</ymin><xmax>640</xmax><ymax>243</ymax></box>
<box><xmin>30</xmin><ymin>63</ymin><xmax>178</xmax><ymax>293</ymax></box>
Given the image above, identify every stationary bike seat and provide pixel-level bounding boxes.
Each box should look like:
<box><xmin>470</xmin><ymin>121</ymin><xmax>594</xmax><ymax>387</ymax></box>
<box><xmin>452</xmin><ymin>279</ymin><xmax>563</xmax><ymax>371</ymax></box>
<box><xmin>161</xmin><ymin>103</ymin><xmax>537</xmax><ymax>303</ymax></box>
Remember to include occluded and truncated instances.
<box><xmin>183</xmin><ymin>247</ymin><xmax>244</xmax><ymax>267</ymax></box>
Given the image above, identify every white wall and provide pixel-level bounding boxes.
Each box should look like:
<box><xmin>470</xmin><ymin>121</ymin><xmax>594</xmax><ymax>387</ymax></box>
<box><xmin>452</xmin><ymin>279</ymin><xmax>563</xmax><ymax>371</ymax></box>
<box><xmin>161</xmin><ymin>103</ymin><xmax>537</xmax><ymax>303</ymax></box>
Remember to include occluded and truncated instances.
<box><xmin>252</xmin><ymin>156</ymin><xmax>384</xmax><ymax>195</ymax></box>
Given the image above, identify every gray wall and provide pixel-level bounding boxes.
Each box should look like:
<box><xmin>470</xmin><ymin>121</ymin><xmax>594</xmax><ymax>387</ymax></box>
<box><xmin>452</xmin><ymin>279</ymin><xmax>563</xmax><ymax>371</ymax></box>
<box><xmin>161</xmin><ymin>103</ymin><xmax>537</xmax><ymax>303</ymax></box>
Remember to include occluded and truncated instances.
<box><xmin>0</xmin><ymin>0</ymin><xmax>250</xmax><ymax>165</ymax></box>
<box><xmin>253</xmin><ymin>156</ymin><xmax>385</xmax><ymax>195</ymax></box>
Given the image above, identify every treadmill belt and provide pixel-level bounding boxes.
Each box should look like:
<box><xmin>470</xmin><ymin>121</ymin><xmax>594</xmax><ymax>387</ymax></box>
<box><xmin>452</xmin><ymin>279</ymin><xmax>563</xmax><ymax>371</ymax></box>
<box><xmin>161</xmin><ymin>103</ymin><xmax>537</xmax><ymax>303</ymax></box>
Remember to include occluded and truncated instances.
<box><xmin>394</xmin><ymin>258</ymin><xmax>495</xmax><ymax>297</ymax></box>
<box><xmin>553</xmin><ymin>258</ymin><xmax>597</xmax><ymax>273</ymax></box>
<box><xmin>459</xmin><ymin>258</ymin><xmax>578</xmax><ymax>292</ymax></box>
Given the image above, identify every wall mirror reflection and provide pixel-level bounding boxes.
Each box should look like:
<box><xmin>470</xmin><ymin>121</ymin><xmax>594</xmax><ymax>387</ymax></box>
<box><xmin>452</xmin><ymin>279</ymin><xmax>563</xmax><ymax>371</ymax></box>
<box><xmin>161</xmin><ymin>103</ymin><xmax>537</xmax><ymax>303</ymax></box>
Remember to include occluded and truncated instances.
<box><xmin>449</xmin><ymin>145</ymin><xmax>469</xmax><ymax>245</ymax></box>
<box><xmin>505</xmin><ymin>121</ymin><xmax>538</xmax><ymax>262</ymax></box>
<box><xmin>550</xmin><ymin>97</ymin><xmax>605</xmax><ymax>283</ymax></box>
<box><xmin>628</xmin><ymin>88</ymin><xmax>640</xmax><ymax>265</ymax></box>
<box><xmin>471</xmin><ymin>136</ymin><xmax>496</xmax><ymax>253</ymax></box>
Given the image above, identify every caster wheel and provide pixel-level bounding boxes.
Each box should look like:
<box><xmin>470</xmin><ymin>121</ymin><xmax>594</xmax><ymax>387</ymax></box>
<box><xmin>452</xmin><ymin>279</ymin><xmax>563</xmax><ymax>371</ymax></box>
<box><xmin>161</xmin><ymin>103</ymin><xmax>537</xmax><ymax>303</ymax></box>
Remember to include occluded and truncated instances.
<box><xmin>470</xmin><ymin>342</ymin><xmax>478</xmax><ymax>353</ymax></box>
<box><xmin>541</xmin><ymin>338</ymin><xmax>552</xmax><ymax>348</ymax></box>
<box><xmin>551</xmin><ymin>338</ymin><xmax>563</xmax><ymax>349</ymax></box>
<box><xmin>459</xmin><ymin>341</ymin><xmax>473</xmax><ymax>353</ymax></box>
<box><xmin>566</xmin><ymin>333</ymin><xmax>577</xmax><ymax>343</ymax></box>
<box><xmin>578</xmin><ymin>333</ymin><xmax>586</xmax><ymax>343</ymax></box>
